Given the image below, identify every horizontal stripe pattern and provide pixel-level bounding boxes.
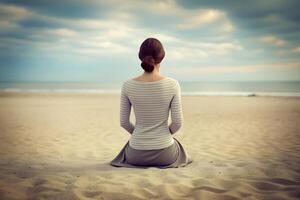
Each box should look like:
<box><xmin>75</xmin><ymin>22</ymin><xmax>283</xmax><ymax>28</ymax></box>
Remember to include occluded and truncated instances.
<box><xmin>120</xmin><ymin>77</ymin><xmax>183</xmax><ymax>150</ymax></box>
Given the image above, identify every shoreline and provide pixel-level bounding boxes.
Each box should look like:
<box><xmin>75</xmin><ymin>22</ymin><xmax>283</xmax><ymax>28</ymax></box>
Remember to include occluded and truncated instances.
<box><xmin>1</xmin><ymin>91</ymin><xmax>300</xmax><ymax>98</ymax></box>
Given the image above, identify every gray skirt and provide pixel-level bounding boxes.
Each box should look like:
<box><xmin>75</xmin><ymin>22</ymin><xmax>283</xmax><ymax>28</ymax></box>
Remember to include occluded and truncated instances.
<box><xmin>110</xmin><ymin>137</ymin><xmax>193</xmax><ymax>169</ymax></box>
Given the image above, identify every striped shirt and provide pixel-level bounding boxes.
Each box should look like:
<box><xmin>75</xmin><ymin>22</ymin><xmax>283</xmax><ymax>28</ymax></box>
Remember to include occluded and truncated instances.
<box><xmin>120</xmin><ymin>77</ymin><xmax>183</xmax><ymax>150</ymax></box>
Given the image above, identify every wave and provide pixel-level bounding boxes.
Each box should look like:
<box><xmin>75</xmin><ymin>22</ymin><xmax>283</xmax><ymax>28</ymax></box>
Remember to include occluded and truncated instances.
<box><xmin>182</xmin><ymin>91</ymin><xmax>300</xmax><ymax>97</ymax></box>
<box><xmin>1</xmin><ymin>88</ymin><xmax>300</xmax><ymax>97</ymax></box>
<box><xmin>0</xmin><ymin>88</ymin><xmax>121</xmax><ymax>94</ymax></box>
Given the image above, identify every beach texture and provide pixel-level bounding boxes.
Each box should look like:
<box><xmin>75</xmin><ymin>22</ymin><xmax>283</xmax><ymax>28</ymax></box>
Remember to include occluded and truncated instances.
<box><xmin>0</xmin><ymin>92</ymin><xmax>300</xmax><ymax>200</ymax></box>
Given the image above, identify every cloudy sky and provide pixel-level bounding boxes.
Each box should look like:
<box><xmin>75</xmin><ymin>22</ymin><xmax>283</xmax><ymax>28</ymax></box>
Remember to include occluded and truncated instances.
<box><xmin>0</xmin><ymin>0</ymin><xmax>300</xmax><ymax>82</ymax></box>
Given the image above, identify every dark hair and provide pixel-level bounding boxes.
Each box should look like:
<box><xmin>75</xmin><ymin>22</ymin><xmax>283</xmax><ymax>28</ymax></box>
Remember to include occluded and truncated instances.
<box><xmin>138</xmin><ymin>38</ymin><xmax>165</xmax><ymax>73</ymax></box>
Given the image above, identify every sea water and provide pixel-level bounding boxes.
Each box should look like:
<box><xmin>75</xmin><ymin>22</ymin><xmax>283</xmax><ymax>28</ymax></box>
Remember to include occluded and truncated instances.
<box><xmin>0</xmin><ymin>81</ymin><xmax>299</xmax><ymax>97</ymax></box>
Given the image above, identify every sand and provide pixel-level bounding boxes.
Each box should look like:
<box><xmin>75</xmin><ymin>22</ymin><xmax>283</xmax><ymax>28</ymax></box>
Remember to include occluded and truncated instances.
<box><xmin>0</xmin><ymin>92</ymin><xmax>300</xmax><ymax>200</ymax></box>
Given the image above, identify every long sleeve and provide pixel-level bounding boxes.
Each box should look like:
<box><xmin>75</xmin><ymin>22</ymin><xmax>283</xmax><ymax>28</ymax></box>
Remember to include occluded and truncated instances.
<box><xmin>120</xmin><ymin>83</ymin><xmax>135</xmax><ymax>134</ymax></box>
<box><xmin>169</xmin><ymin>81</ymin><xmax>183</xmax><ymax>134</ymax></box>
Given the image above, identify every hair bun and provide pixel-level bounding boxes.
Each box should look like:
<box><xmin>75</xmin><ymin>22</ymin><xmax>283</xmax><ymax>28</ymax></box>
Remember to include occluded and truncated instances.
<box><xmin>141</xmin><ymin>56</ymin><xmax>155</xmax><ymax>72</ymax></box>
<box><xmin>139</xmin><ymin>38</ymin><xmax>165</xmax><ymax>73</ymax></box>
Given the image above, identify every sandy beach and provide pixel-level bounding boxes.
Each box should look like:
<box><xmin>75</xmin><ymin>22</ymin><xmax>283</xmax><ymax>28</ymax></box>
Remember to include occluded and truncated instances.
<box><xmin>0</xmin><ymin>92</ymin><xmax>300</xmax><ymax>200</ymax></box>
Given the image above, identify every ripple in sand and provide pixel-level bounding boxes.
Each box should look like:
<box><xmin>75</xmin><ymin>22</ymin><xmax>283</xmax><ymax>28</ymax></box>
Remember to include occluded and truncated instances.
<box><xmin>193</xmin><ymin>186</ymin><xmax>228</xmax><ymax>193</ymax></box>
<box><xmin>266</xmin><ymin>178</ymin><xmax>300</xmax><ymax>186</ymax></box>
<box><xmin>247</xmin><ymin>181</ymin><xmax>282</xmax><ymax>191</ymax></box>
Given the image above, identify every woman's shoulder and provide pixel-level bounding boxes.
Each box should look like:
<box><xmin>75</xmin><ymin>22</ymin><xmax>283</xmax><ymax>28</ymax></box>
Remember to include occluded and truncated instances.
<box><xmin>125</xmin><ymin>76</ymin><xmax>178</xmax><ymax>84</ymax></box>
<box><xmin>121</xmin><ymin>77</ymin><xmax>179</xmax><ymax>93</ymax></box>
<box><xmin>166</xmin><ymin>77</ymin><xmax>179</xmax><ymax>84</ymax></box>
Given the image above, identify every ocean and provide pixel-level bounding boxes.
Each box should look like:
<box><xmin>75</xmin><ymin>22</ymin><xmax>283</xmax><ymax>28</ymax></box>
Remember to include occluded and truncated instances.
<box><xmin>0</xmin><ymin>81</ymin><xmax>300</xmax><ymax>97</ymax></box>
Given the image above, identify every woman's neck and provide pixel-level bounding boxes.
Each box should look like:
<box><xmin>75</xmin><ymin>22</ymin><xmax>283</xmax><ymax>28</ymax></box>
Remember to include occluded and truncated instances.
<box><xmin>143</xmin><ymin>64</ymin><xmax>160</xmax><ymax>76</ymax></box>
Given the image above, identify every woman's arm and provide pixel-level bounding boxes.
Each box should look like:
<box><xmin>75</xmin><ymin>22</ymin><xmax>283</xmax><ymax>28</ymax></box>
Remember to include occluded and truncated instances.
<box><xmin>169</xmin><ymin>81</ymin><xmax>183</xmax><ymax>135</ymax></box>
<box><xmin>120</xmin><ymin>83</ymin><xmax>135</xmax><ymax>134</ymax></box>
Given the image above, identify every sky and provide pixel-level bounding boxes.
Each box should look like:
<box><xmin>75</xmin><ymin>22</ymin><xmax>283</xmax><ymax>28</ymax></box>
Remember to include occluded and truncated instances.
<box><xmin>0</xmin><ymin>0</ymin><xmax>300</xmax><ymax>82</ymax></box>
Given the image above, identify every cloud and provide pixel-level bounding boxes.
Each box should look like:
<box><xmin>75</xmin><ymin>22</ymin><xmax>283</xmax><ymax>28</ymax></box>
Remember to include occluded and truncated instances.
<box><xmin>122</xmin><ymin>0</ymin><xmax>236</xmax><ymax>33</ymax></box>
<box><xmin>0</xmin><ymin>0</ymin><xmax>299</xmax><ymax>81</ymax></box>
<box><xmin>172</xmin><ymin>39</ymin><xmax>243</xmax><ymax>56</ymax></box>
<box><xmin>149</xmin><ymin>0</ymin><xmax>235</xmax><ymax>32</ymax></box>
<box><xmin>146</xmin><ymin>0</ymin><xmax>178</xmax><ymax>15</ymax></box>
<box><xmin>0</xmin><ymin>20</ymin><xmax>19</xmax><ymax>32</ymax></box>
<box><xmin>292</xmin><ymin>47</ymin><xmax>300</xmax><ymax>53</ymax></box>
<box><xmin>0</xmin><ymin>3</ymin><xmax>32</xmax><ymax>32</ymax></box>
<box><xmin>168</xmin><ymin>47</ymin><xmax>208</xmax><ymax>60</ymax></box>
<box><xmin>0</xmin><ymin>1</ymin><xmax>240</xmax><ymax>59</ymax></box>
<box><xmin>0</xmin><ymin>2</ymin><xmax>139</xmax><ymax>56</ymax></box>
<box><xmin>219</xmin><ymin>20</ymin><xmax>235</xmax><ymax>32</ymax></box>
<box><xmin>42</xmin><ymin>28</ymin><xmax>78</xmax><ymax>38</ymax></box>
<box><xmin>0</xmin><ymin>2</ymin><xmax>32</xmax><ymax>20</ymax></box>
<box><xmin>176</xmin><ymin>66</ymin><xmax>257</xmax><ymax>75</ymax></box>
<box><xmin>275</xmin><ymin>46</ymin><xmax>300</xmax><ymax>56</ymax></box>
<box><xmin>177</xmin><ymin>9</ymin><xmax>224</xmax><ymax>29</ymax></box>
<box><xmin>260</xmin><ymin>35</ymin><xmax>286</xmax><ymax>46</ymax></box>
<box><xmin>170</xmin><ymin>61</ymin><xmax>300</xmax><ymax>76</ymax></box>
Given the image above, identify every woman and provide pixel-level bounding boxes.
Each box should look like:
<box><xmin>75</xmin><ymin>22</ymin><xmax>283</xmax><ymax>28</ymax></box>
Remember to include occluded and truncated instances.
<box><xmin>110</xmin><ymin>38</ymin><xmax>193</xmax><ymax>168</ymax></box>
